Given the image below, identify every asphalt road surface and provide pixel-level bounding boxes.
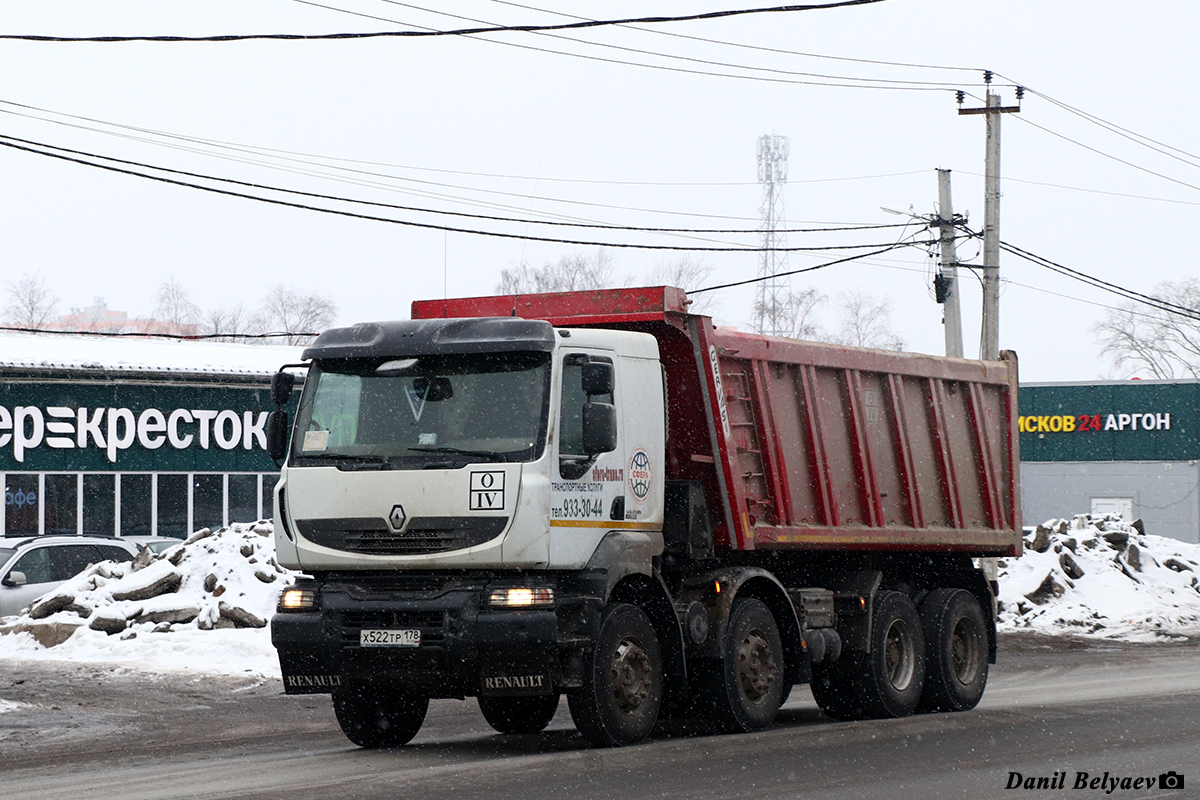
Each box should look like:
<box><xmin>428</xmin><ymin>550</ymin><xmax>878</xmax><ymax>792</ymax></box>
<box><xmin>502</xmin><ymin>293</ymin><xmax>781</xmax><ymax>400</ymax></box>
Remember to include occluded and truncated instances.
<box><xmin>2</xmin><ymin>633</ymin><xmax>1198</xmax><ymax>800</ymax></box>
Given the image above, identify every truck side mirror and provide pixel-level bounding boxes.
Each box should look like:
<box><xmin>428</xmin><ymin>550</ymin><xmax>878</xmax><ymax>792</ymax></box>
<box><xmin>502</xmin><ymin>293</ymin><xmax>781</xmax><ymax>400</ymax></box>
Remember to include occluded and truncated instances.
<box><xmin>1</xmin><ymin>570</ymin><xmax>26</xmax><ymax>588</ymax></box>
<box><xmin>582</xmin><ymin>402</ymin><xmax>617</xmax><ymax>455</ymax></box>
<box><xmin>271</xmin><ymin>371</ymin><xmax>296</xmax><ymax>407</ymax></box>
<box><xmin>581</xmin><ymin>362</ymin><xmax>614</xmax><ymax>396</ymax></box>
<box><xmin>266</xmin><ymin>410</ymin><xmax>290</xmax><ymax>462</ymax></box>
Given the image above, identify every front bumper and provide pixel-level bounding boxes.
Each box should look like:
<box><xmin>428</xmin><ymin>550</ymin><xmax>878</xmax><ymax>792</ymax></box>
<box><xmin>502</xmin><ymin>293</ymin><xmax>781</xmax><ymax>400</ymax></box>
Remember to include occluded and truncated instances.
<box><xmin>271</xmin><ymin>572</ymin><xmax>602</xmax><ymax>698</ymax></box>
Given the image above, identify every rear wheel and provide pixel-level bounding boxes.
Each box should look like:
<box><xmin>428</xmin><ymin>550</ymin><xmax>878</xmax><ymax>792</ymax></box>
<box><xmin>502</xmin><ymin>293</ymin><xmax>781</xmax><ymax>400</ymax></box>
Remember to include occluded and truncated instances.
<box><xmin>810</xmin><ymin>591</ymin><xmax>925</xmax><ymax>720</ymax></box>
<box><xmin>917</xmin><ymin>588</ymin><xmax>988</xmax><ymax>712</ymax></box>
<box><xmin>706</xmin><ymin>598</ymin><xmax>786</xmax><ymax>733</ymax></box>
<box><xmin>567</xmin><ymin>603</ymin><xmax>663</xmax><ymax>747</ymax></box>
<box><xmin>332</xmin><ymin>686</ymin><xmax>428</xmax><ymax>748</ymax></box>
<box><xmin>479</xmin><ymin>694</ymin><xmax>560</xmax><ymax>734</ymax></box>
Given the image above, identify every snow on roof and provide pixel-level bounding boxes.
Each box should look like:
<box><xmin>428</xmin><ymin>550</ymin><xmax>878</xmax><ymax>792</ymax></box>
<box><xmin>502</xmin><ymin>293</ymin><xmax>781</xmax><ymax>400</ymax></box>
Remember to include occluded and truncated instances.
<box><xmin>0</xmin><ymin>331</ymin><xmax>304</xmax><ymax>378</ymax></box>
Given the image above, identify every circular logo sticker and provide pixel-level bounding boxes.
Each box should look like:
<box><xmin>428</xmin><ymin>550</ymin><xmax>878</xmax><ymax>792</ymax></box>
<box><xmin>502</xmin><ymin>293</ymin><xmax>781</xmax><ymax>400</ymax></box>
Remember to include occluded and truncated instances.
<box><xmin>628</xmin><ymin>446</ymin><xmax>652</xmax><ymax>503</ymax></box>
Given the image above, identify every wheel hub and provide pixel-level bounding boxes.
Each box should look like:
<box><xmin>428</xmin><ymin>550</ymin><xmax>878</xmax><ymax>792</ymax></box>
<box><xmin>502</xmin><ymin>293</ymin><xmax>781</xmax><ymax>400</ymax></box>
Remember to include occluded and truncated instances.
<box><xmin>950</xmin><ymin>617</ymin><xmax>981</xmax><ymax>685</ymax></box>
<box><xmin>736</xmin><ymin>629</ymin><xmax>778</xmax><ymax>703</ymax></box>
<box><xmin>609</xmin><ymin>636</ymin><xmax>653</xmax><ymax>715</ymax></box>
<box><xmin>883</xmin><ymin>619</ymin><xmax>915</xmax><ymax>691</ymax></box>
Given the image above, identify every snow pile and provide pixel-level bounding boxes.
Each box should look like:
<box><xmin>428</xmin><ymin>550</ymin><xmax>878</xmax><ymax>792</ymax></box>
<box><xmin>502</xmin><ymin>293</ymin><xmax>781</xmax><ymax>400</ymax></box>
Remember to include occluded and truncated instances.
<box><xmin>998</xmin><ymin>514</ymin><xmax>1200</xmax><ymax>641</ymax></box>
<box><xmin>0</xmin><ymin>522</ymin><xmax>297</xmax><ymax>676</ymax></box>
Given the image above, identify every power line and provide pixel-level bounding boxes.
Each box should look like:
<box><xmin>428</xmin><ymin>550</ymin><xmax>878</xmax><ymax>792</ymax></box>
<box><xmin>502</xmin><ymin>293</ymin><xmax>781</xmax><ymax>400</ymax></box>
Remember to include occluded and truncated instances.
<box><xmin>286</xmin><ymin>0</ymin><xmax>950</xmax><ymax>92</ymax></box>
<box><xmin>485</xmin><ymin>0</ymin><xmax>982</xmax><ymax>73</ymax></box>
<box><xmin>991</xmin><ymin>75</ymin><xmax>1200</xmax><ymax>166</ymax></box>
<box><xmin>1012</xmin><ymin>114</ymin><xmax>1200</xmax><ymax>195</ymax></box>
<box><xmin>956</xmin><ymin>169</ymin><xmax>1200</xmax><ymax>208</ymax></box>
<box><xmin>0</xmin><ymin>100</ymin><xmax>836</xmax><ymax>229</ymax></box>
<box><xmin>0</xmin><ymin>134</ymin><xmax>938</xmax><ymax>253</ymax></box>
<box><xmin>978</xmin><ymin>234</ymin><xmax>1200</xmax><ymax>323</ymax></box>
<box><xmin>0</xmin><ymin>325</ymin><xmax>314</xmax><ymax>341</ymax></box>
<box><xmin>0</xmin><ymin>131</ymin><xmax>908</xmax><ymax>238</ymax></box>
<box><xmin>690</xmin><ymin>242</ymin><xmax>915</xmax><ymax>294</ymax></box>
<box><xmin>360</xmin><ymin>0</ymin><xmax>973</xmax><ymax>90</ymax></box>
<box><xmin>0</xmin><ymin>97</ymin><xmax>927</xmax><ymax>207</ymax></box>
<box><xmin>0</xmin><ymin>1</ymin><xmax>890</xmax><ymax>42</ymax></box>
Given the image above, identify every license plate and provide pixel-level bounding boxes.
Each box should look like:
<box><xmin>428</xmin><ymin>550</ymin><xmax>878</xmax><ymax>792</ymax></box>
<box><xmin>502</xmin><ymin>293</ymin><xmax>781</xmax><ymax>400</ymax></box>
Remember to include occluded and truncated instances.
<box><xmin>360</xmin><ymin>629</ymin><xmax>421</xmax><ymax>647</ymax></box>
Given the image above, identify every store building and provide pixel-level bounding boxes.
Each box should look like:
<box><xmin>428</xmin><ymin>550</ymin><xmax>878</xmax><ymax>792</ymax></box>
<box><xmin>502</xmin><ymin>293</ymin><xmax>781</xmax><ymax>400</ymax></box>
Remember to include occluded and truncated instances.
<box><xmin>1019</xmin><ymin>379</ymin><xmax>1200</xmax><ymax>543</ymax></box>
<box><xmin>0</xmin><ymin>332</ymin><xmax>301</xmax><ymax>539</ymax></box>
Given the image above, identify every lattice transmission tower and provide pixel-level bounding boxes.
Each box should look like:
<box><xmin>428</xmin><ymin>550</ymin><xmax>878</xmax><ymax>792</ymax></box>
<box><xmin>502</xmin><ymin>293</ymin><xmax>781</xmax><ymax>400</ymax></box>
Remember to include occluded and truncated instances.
<box><xmin>754</xmin><ymin>134</ymin><xmax>790</xmax><ymax>336</ymax></box>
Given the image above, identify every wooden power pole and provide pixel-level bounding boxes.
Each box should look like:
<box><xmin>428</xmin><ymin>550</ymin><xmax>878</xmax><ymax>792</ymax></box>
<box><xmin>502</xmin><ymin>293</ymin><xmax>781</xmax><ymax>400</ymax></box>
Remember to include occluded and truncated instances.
<box><xmin>958</xmin><ymin>73</ymin><xmax>1021</xmax><ymax>361</ymax></box>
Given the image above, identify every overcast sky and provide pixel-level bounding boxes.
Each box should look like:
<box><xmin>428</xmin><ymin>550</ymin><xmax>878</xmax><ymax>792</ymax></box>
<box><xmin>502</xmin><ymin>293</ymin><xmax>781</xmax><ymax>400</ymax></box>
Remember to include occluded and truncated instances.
<box><xmin>2</xmin><ymin>1</ymin><xmax>1198</xmax><ymax>382</ymax></box>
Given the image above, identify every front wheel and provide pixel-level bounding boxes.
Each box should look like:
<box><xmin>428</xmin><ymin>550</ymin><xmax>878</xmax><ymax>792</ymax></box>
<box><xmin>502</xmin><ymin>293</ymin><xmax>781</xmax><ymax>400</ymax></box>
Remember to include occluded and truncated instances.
<box><xmin>917</xmin><ymin>588</ymin><xmax>988</xmax><ymax>713</ymax></box>
<box><xmin>332</xmin><ymin>686</ymin><xmax>429</xmax><ymax>748</ymax></box>
<box><xmin>479</xmin><ymin>694</ymin><xmax>560</xmax><ymax>734</ymax></box>
<box><xmin>567</xmin><ymin>603</ymin><xmax>663</xmax><ymax>747</ymax></box>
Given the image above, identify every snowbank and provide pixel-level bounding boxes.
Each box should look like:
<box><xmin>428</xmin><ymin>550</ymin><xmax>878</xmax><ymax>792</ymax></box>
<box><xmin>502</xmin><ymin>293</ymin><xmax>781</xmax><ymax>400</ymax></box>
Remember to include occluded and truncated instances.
<box><xmin>0</xmin><ymin>522</ymin><xmax>297</xmax><ymax>677</ymax></box>
<box><xmin>998</xmin><ymin>514</ymin><xmax>1200</xmax><ymax>641</ymax></box>
<box><xmin>3</xmin><ymin>513</ymin><xmax>1199</xmax><ymax>679</ymax></box>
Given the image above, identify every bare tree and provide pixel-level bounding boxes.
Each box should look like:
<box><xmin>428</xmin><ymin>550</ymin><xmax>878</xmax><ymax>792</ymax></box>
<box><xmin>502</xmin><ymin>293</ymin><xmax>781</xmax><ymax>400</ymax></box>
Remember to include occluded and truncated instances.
<box><xmin>755</xmin><ymin>287</ymin><xmax>827</xmax><ymax>340</ymax></box>
<box><xmin>155</xmin><ymin>276</ymin><xmax>200</xmax><ymax>327</ymax></box>
<box><xmin>830</xmin><ymin>291</ymin><xmax>904</xmax><ymax>351</ymax></box>
<box><xmin>201</xmin><ymin>304</ymin><xmax>248</xmax><ymax>343</ymax></box>
<box><xmin>1095</xmin><ymin>280</ymin><xmax>1200</xmax><ymax>378</ymax></box>
<box><xmin>254</xmin><ymin>285</ymin><xmax>337</xmax><ymax>345</ymax></box>
<box><xmin>648</xmin><ymin>256</ymin><xmax>718</xmax><ymax>314</ymax></box>
<box><xmin>497</xmin><ymin>249</ymin><xmax>618</xmax><ymax>294</ymax></box>
<box><xmin>4</xmin><ymin>271</ymin><xmax>59</xmax><ymax>328</ymax></box>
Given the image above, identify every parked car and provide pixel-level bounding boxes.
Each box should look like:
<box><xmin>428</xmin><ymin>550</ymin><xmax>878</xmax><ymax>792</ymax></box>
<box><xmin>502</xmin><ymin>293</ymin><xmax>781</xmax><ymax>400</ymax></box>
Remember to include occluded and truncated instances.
<box><xmin>120</xmin><ymin>535</ymin><xmax>186</xmax><ymax>555</ymax></box>
<box><xmin>0</xmin><ymin>536</ymin><xmax>140</xmax><ymax>617</ymax></box>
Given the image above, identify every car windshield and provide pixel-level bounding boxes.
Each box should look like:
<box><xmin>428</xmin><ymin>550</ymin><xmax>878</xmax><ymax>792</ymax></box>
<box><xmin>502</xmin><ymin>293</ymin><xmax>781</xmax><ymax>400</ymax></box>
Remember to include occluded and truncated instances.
<box><xmin>0</xmin><ymin>547</ymin><xmax>14</xmax><ymax>566</ymax></box>
<box><xmin>291</xmin><ymin>351</ymin><xmax>551</xmax><ymax>468</ymax></box>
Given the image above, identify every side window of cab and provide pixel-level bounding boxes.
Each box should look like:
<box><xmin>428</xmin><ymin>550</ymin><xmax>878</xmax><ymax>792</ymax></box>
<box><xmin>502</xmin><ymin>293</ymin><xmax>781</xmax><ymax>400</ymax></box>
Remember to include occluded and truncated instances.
<box><xmin>558</xmin><ymin>354</ymin><xmax>616</xmax><ymax>479</ymax></box>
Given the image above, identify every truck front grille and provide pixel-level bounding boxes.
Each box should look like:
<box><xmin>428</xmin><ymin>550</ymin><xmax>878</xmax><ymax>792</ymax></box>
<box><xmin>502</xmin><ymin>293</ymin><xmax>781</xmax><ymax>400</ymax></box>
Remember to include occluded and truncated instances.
<box><xmin>296</xmin><ymin>516</ymin><xmax>508</xmax><ymax>555</ymax></box>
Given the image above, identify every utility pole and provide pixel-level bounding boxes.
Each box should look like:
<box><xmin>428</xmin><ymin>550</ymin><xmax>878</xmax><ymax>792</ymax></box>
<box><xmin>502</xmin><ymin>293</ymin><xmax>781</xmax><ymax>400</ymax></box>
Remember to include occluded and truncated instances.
<box><xmin>958</xmin><ymin>73</ymin><xmax>1021</xmax><ymax>361</ymax></box>
<box><xmin>935</xmin><ymin>168</ymin><xmax>964</xmax><ymax>358</ymax></box>
<box><xmin>754</xmin><ymin>134</ymin><xmax>790</xmax><ymax>336</ymax></box>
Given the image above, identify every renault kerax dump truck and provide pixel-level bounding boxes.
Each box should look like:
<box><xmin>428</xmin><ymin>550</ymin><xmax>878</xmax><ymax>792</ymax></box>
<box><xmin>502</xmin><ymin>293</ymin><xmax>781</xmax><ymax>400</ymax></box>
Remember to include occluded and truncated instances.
<box><xmin>268</xmin><ymin>286</ymin><xmax>1021</xmax><ymax>748</ymax></box>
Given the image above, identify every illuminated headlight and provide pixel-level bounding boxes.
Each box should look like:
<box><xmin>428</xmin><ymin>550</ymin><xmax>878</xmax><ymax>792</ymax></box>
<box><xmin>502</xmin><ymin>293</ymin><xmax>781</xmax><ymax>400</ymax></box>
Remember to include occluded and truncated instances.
<box><xmin>487</xmin><ymin>587</ymin><xmax>555</xmax><ymax>608</ymax></box>
<box><xmin>279</xmin><ymin>588</ymin><xmax>318</xmax><ymax>611</ymax></box>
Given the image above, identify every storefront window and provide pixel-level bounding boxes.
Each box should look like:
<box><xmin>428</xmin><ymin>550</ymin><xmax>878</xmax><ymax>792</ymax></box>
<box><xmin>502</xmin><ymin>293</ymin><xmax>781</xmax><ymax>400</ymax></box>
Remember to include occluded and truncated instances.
<box><xmin>121</xmin><ymin>474</ymin><xmax>153</xmax><ymax>536</ymax></box>
<box><xmin>83</xmin><ymin>474</ymin><xmax>115</xmax><ymax>536</ymax></box>
<box><xmin>261</xmin><ymin>474</ymin><xmax>278</xmax><ymax>521</ymax></box>
<box><xmin>229</xmin><ymin>475</ymin><xmax>258</xmax><ymax>524</ymax></box>
<box><xmin>157</xmin><ymin>474</ymin><xmax>189</xmax><ymax>538</ymax></box>
<box><xmin>44</xmin><ymin>474</ymin><xmax>78</xmax><ymax>535</ymax></box>
<box><xmin>4</xmin><ymin>474</ymin><xmax>39</xmax><ymax>537</ymax></box>
<box><xmin>193</xmin><ymin>474</ymin><xmax>224</xmax><ymax>531</ymax></box>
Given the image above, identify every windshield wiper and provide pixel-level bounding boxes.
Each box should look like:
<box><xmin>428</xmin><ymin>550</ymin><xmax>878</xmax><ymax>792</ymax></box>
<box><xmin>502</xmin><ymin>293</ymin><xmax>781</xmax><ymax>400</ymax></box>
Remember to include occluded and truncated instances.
<box><xmin>315</xmin><ymin>454</ymin><xmax>393</xmax><ymax>471</ymax></box>
<box><xmin>406</xmin><ymin>446</ymin><xmax>505</xmax><ymax>463</ymax></box>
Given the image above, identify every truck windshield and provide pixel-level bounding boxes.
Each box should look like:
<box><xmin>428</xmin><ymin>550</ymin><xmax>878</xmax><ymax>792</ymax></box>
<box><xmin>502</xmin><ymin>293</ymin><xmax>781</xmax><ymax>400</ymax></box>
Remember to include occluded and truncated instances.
<box><xmin>290</xmin><ymin>351</ymin><xmax>551</xmax><ymax>468</ymax></box>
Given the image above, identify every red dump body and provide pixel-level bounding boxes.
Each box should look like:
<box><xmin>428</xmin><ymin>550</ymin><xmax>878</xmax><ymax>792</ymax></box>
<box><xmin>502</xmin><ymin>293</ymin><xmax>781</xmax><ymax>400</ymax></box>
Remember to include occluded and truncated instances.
<box><xmin>413</xmin><ymin>286</ymin><xmax>1022</xmax><ymax>558</ymax></box>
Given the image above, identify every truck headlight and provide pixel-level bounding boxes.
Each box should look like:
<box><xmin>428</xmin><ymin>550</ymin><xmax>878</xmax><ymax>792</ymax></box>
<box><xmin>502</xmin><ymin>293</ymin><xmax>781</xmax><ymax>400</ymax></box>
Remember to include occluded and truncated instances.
<box><xmin>279</xmin><ymin>588</ymin><xmax>318</xmax><ymax>611</ymax></box>
<box><xmin>486</xmin><ymin>587</ymin><xmax>555</xmax><ymax>608</ymax></box>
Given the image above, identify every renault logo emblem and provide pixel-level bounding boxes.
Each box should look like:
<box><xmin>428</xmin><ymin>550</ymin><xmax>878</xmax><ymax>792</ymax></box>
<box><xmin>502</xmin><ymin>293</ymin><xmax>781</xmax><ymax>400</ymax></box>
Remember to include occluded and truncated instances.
<box><xmin>388</xmin><ymin>505</ymin><xmax>407</xmax><ymax>531</ymax></box>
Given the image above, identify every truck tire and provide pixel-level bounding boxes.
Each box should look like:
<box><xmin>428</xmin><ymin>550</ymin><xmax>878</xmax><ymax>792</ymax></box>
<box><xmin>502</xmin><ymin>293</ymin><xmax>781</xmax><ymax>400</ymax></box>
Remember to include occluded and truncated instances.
<box><xmin>917</xmin><ymin>588</ymin><xmax>988</xmax><ymax>713</ymax></box>
<box><xmin>332</xmin><ymin>687</ymin><xmax>429</xmax><ymax>748</ymax></box>
<box><xmin>707</xmin><ymin>597</ymin><xmax>786</xmax><ymax>733</ymax></box>
<box><xmin>567</xmin><ymin>603</ymin><xmax>663</xmax><ymax>747</ymax></box>
<box><xmin>479</xmin><ymin>694</ymin><xmax>560</xmax><ymax>734</ymax></box>
<box><xmin>809</xmin><ymin>656</ymin><xmax>865</xmax><ymax>720</ymax></box>
<box><xmin>811</xmin><ymin>591</ymin><xmax>925</xmax><ymax>720</ymax></box>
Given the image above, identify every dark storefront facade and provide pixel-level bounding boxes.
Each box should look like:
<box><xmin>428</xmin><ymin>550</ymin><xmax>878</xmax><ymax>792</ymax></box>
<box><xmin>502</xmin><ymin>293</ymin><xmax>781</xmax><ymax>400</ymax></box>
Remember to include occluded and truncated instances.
<box><xmin>1</xmin><ymin>342</ymin><xmax>298</xmax><ymax>539</ymax></box>
<box><xmin>1019</xmin><ymin>380</ymin><xmax>1200</xmax><ymax>543</ymax></box>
